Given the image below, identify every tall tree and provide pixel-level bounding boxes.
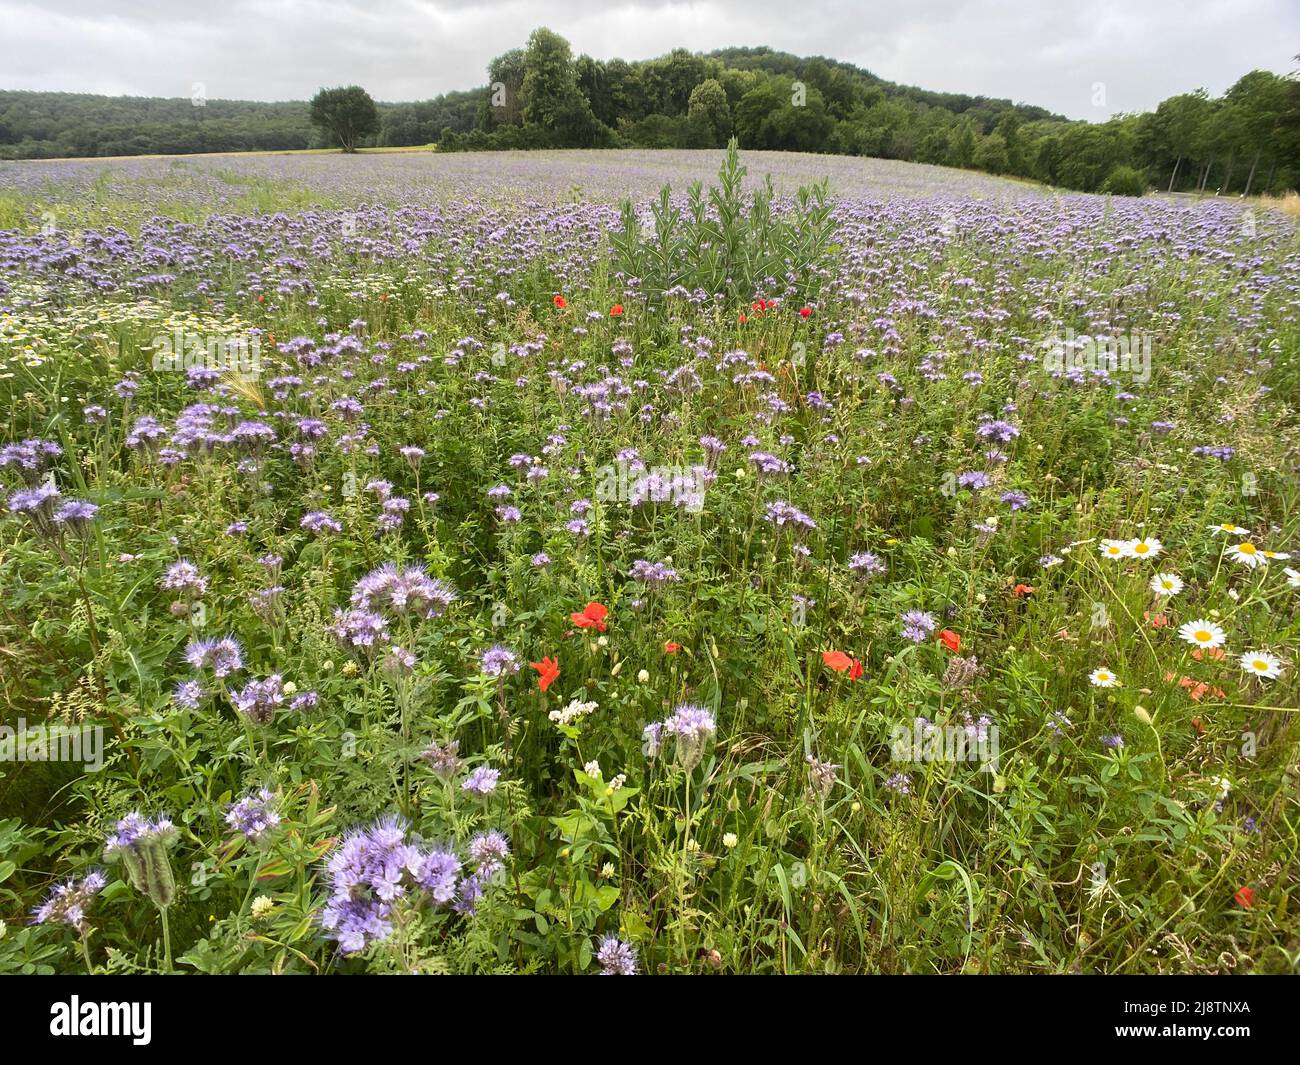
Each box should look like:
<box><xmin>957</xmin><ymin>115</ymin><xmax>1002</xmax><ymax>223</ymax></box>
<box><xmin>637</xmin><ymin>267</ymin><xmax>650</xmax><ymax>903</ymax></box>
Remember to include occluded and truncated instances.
<box><xmin>687</xmin><ymin>79</ymin><xmax>732</xmax><ymax>146</ymax></box>
<box><xmin>484</xmin><ymin>49</ymin><xmax>526</xmax><ymax>128</ymax></box>
<box><xmin>1143</xmin><ymin>90</ymin><xmax>1211</xmax><ymax>191</ymax></box>
<box><xmin>1225</xmin><ymin>71</ymin><xmax>1289</xmax><ymax>194</ymax></box>
<box><xmin>946</xmin><ymin>117</ymin><xmax>977</xmax><ymax>168</ymax></box>
<box><xmin>520</xmin><ymin>28</ymin><xmax>605</xmax><ymax>145</ymax></box>
<box><xmin>601</xmin><ymin>59</ymin><xmax>646</xmax><ymax>125</ymax></box>
<box><xmin>643</xmin><ymin>49</ymin><xmax>707</xmax><ymax>115</ymax></box>
<box><xmin>308</xmin><ymin>86</ymin><xmax>379</xmax><ymax>153</ymax></box>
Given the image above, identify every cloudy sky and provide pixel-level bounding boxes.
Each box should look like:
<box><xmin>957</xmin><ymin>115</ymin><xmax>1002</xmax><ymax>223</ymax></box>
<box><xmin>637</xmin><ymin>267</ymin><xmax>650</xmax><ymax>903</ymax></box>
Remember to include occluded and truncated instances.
<box><xmin>2</xmin><ymin>0</ymin><xmax>1296</xmax><ymax>120</ymax></box>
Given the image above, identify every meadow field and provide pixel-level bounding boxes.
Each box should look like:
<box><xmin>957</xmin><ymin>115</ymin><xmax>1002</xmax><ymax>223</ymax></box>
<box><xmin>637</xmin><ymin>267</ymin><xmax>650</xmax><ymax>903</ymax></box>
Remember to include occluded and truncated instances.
<box><xmin>0</xmin><ymin>146</ymin><xmax>1296</xmax><ymax>975</ymax></box>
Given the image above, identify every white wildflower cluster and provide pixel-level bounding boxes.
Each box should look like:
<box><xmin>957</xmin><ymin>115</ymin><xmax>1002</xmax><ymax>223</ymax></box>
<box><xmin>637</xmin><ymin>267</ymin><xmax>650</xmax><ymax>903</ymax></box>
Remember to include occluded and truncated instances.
<box><xmin>549</xmin><ymin>698</ymin><xmax>598</xmax><ymax>727</ymax></box>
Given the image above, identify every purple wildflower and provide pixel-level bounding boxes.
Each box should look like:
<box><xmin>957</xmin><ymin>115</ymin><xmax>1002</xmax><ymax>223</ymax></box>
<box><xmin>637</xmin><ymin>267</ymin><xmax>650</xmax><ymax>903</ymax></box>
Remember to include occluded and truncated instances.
<box><xmin>184</xmin><ymin>635</ymin><xmax>244</xmax><ymax>678</ymax></box>
<box><xmin>596</xmin><ymin>935</ymin><xmax>638</xmax><ymax>975</ymax></box>
<box><xmin>462</xmin><ymin>766</ymin><xmax>500</xmax><ymax>797</ymax></box>
<box><xmin>225</xmin><ymin>789</ymin><xmax>281</xmax><ymax>842</ymax></box>
<box><xmin>480</xmin><ymin>644</ymin><xmax>520</xmax><ymax>678</ymax></box>
<box><xmin>900</xmin><ymin>610</ymin><xmax>937</xmax><ymax>643</ymax></box>
<box><xmin>32</xmin><ymin>871</ymin><xmax>106</xmax><ymax>934</ymax></box>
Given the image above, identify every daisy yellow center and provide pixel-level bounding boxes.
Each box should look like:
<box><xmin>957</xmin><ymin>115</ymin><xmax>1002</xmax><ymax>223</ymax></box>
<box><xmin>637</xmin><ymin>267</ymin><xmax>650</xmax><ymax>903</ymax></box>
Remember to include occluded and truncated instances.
<box><xmin>1239</xmin><ymin>543</ymin><xmax>1257</xmax><ymax>554</ymax></box>
<box><xmin>1134</xmin><ymin>543</ymin><xmax>1149</xmax><ymax>553</ymax></box>
<box><xmin>1194</xmin><ymin>630</ymin><xmax>1211</xmax><ymax>642</ymax></box>
<box><xmin>1107</xmin><ymin>547</ymin><xmax>1120</xmax><ymax>555</ymax></box>
<box><xmin>1254</xmin><ymin>660</ymin><xmax>1268</xmax><ymax>671</ymax></box>
<box><xmin>1162</xmin><ymin>580</ymin><xmax>1174</xmax><ymax>588</ymax></box>
<box><xmin>1098</xmin><ymin>673</ymin><xmax>1110</xmax><ymax>680</ymax></box>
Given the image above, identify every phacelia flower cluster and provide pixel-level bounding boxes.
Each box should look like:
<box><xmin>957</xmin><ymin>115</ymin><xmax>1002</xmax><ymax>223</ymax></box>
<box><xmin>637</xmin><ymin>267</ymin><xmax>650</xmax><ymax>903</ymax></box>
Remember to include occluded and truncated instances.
<box><xmin>318</xmin><ymin>817</ymin><xmax>502</xmax><ymax>955</ymax></box>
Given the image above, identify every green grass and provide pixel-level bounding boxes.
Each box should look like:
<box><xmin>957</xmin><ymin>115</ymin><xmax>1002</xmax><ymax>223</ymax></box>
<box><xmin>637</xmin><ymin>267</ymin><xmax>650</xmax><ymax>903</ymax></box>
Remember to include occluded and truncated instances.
<box><xmin>0</xmin><ymin>152</ymin><xmax>1297</xmax><ymax>975</ymax></box>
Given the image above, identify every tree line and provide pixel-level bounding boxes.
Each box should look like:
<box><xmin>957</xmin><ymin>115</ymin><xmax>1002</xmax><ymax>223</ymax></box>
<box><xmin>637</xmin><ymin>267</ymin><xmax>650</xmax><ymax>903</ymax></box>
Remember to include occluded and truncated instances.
<box><xmin>0</xmin><ymin>90</ymin><xmax>477</xmax><ymax>160</ymax></box>
<box><xmin>4</xmin><ymin>29</ymin><xmax>1298</xmax><ymax>196</ymax></box>
<box><xmin>437</xmin><ymin>30</ymin><xmax>1299</xmax><ymax>195</ymax></box>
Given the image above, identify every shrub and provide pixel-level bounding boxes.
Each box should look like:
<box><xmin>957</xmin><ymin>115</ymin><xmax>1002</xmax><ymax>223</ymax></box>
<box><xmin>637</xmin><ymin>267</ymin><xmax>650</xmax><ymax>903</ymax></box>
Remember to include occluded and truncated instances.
<box><xmin>608</xmin><ymin>138</ymin><xmax>836</xmax><ymax>309</ymax></box>
<box><xmin>1101</xmin><ymin>165</ymin><xmax>1146</xmax><ymax>197</ymax></box>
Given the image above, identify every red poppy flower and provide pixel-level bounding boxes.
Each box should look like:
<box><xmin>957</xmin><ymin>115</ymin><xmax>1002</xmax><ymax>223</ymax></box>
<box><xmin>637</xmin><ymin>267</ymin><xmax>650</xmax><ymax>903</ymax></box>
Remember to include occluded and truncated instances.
<box><xmin>1191</xmin><ymin>716</ymin><xmax>1205</xmax><ymax>735</ymax></box>
<box><xmin>764</xmin><ymin>299</ymin><xmax>777</xmax><ymax>310</ymax></box>
<box><xmin>553</xmin><ymin>295</ymin><xmax>567</xmax><ymax>309</ymax></box>
<box><xmin>799</xmin><ymin>306</ymin><xmax>811</xmax><ymax>318</ymax></box>
<box><xmin>1012</xmin><ymin>584</ymin><xmax>1034</xmax><ymax>597</ymax></box>
<box><xmin>570</xmin><ymin>602</ymin><xmax>609</xmax><ymax>632</ymax></box>
<box><xmin>530</xmin><ymin>656</ymin><xmax>560</xmax><ymax>693</ymax></box>
<box><xmin>1234</xmin><ymin>886</ymin><xmax>1254</xmax><ymax>909</ymax></box>
<box><xmin>738</xmin><ymin>313</ymin><xmax>748</xmax><ymax>323</ymax></box>
<box><xmin>1144</xmin><ymin>612</ymin><xmax>1169</xmax><ymax>629</ymax></box>
<box><xmin>937</xmin><ymin>629</ymin><xmax>961</xmax><ymax>653</ymax></box>
<box><xmin>664</xmin><ymin>642</ymin><xmax>682</xmax><ymax>654</ymax></box>
<box><xmin>822</xmin><ymin>651</ymin><xmax>862</xmax><ymax>679</ymax></box>
<box><xmin>609</xmin><ymin>304</ymin><xmax>623</xmax><ymax>317</ymax></box>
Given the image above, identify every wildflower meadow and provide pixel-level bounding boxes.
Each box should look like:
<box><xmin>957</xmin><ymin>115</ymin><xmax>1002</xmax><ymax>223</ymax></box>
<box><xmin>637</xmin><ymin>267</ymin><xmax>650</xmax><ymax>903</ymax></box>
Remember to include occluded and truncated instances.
<box><xmin>0</xmin><ymin>142</ymin><xmax>1297</xmax><ymax>977</ymax></box>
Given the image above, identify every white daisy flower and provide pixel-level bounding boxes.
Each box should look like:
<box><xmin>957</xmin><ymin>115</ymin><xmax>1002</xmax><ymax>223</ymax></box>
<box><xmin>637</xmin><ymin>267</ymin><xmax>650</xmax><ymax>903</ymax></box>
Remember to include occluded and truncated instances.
<box><xmin>1285</xmin><ymin>567</ymin><xmax>1300</xmax><ymax>588</ymax></box>
<box><xmin>1238</xmin><ymin>650</ymin><xmax>1282</xmax><ymax>679</ymax></box>
<box><xmin>1089</xmin><ymin>668</ymin><xmax>1120</xmax><ymax>688</ymax></box>
<box><xmin>1178</xmin><ymin>619</ymin><xmax>1226</xmax><ymax>649</ymax></box>
<box><xmin>1127</xmin><ymin>537</ymin><xmax>1163</xmax><ymax>559</ymax></box>
<box><xmin>1262</xmin><ymin>550</ymin><xmax>1291</xmax><ymax>562</ymax></box>
<box><xmin>1150</xmin><ymin>572</ymin><xmax>1184</xmax><ymax>596</ymax></box>
<box><xmin>1225</xmin><ymin>542</ymin><xmax>1263</xmax><ymax>568</ymax></box>
<box><xmin>1099</xmin><ymin>539</ymin><xmax>1128</xmax><ymax>561</ymax></box>
<box><xmin>1207</xmin><ymin>522</ymin><xmax>1250</xmax><ymax>536</ymax></box>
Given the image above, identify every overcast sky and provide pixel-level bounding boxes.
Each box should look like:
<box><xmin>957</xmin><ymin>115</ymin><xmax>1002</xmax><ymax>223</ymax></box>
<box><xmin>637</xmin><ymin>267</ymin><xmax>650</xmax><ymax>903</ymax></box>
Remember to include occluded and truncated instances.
<box><xmin>2</xmin><ymin>0</ymin><xmax>1296</xmax><ymax>120</ymax></box>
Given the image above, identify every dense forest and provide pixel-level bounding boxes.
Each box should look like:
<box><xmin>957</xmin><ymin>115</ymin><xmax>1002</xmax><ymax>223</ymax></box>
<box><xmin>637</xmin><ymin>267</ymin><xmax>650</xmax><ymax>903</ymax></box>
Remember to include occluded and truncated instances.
<box><xmin>3</xmin><ymin>28</ymin><xmax>1297</xmax><ymax>195</ymax></box>
<box><xmin>0</xmin><ymin>91</ymin><xmax>480</xmax><ymax>160</ymax></box>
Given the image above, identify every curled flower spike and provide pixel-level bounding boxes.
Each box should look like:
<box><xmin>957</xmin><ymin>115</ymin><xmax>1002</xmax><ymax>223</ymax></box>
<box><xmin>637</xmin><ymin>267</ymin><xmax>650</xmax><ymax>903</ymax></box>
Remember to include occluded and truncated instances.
<box><xmin>104</xmin><ymin>813</ymin><xmax>179</xmax><ymax>910</ymax></box>
<box><xmin>32</xmin><ymin>871</ymin><xmax>106</xmax><ymax>934</ymax></box>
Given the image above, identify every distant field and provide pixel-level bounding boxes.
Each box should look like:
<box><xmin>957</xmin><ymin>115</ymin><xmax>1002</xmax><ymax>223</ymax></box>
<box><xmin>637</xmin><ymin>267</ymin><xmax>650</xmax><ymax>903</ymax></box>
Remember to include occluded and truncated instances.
<box><xmin>0</xmin><ymin>147</ymin><xmax>1043</xmax><ymax>223</ymax></box>
<box><xmin>0</xmin><ymin>148</ymin><xmax>1297</xmax><ymax>975</ymax></box>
